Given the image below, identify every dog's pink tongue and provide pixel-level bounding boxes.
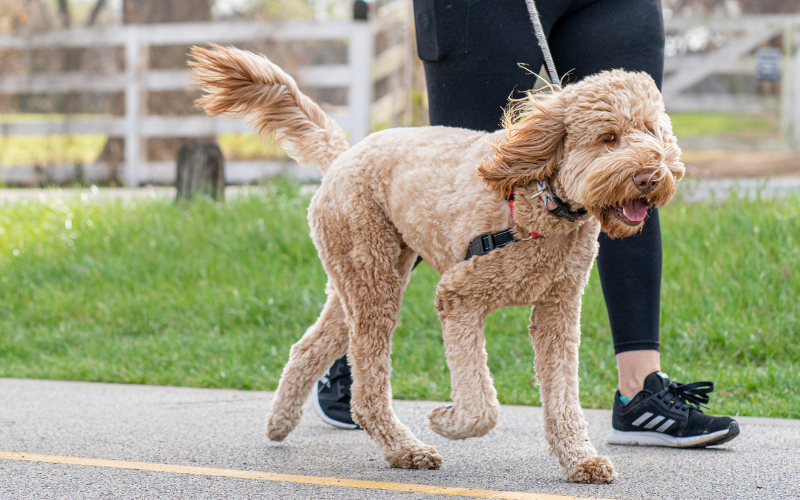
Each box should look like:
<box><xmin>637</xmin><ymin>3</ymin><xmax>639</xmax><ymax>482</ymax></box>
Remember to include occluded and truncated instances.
<box><xmin>621</xmin><ymin>199</ymin><xmax>648</xmax><ymax>222</ymax></box>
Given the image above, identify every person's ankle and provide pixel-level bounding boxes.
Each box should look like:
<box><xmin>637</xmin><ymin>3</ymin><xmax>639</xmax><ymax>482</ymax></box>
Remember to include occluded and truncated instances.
<box><xmin>615</xmin><ymin>350</ymin><xmax>661</xmax><ymax>399</ymax></box>
<box><xmin>619</xmin><ymin>378</ymin><xmax>645</xmax><ymax>399</ymax></box>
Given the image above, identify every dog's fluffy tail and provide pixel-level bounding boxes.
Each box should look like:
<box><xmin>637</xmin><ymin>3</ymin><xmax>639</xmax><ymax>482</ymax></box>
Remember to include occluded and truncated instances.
<box><xmin>189</xmin><ymin>44</ymin><xmax>349</xmax><ymax>173</ymax></box>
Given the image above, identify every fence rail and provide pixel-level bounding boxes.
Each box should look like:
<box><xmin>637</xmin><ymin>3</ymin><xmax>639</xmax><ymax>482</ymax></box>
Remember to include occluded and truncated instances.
<box><xmin>663</xmin><ymin>14</ymin><xmax>800</xmax><ymax>149</ymax></box>
<box><xmin>0</xmin><ymin>0</ymin><xmax>412</xmax><ymax>186</ymax></box>
<box><xmin>4</xmin><ymin>10</ymin><xmax>800</xmax><ymax>187</ymax></box>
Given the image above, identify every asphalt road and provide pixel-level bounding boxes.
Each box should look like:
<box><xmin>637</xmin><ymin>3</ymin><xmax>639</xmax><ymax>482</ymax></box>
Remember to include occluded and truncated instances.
<box><xmin>0</xmin><ymin>379</ymin><xmax>797</xmax><ymax>500</ymax></box>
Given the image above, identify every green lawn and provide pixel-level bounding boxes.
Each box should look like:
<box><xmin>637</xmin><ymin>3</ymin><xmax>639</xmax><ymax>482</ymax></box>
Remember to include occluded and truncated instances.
<box><xmin>0</xmin><ymin>183</ymin><xmax>798</xmax><ymax>418</ymax></box>
<box><xmin>669</xmin><ymin>112</ymin><xmax>777</xmax><ymax>139</ymax></box>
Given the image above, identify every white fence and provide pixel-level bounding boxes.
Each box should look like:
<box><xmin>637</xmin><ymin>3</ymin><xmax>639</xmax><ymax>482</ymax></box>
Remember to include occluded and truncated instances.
<box><xmin>4</xmin><ymin>11</ymin><xmax>800</xmax><ymax>187</ymax></box>
<box><xmin>663</xmin><ymin>15</ymin><xmax>800</xmax><ymax>149</ymax></box>
<box><xmin>0</xmin><ymin>0</ymin><xmax>412</xmax><ymax>186</ymax></box>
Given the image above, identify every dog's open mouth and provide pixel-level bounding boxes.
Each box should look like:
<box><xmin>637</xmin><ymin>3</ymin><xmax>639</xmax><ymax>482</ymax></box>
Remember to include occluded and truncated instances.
<box><xmin>613</xmin><ymin>199</ymin><xmax>649</xmax><ymax>226</ymax></box>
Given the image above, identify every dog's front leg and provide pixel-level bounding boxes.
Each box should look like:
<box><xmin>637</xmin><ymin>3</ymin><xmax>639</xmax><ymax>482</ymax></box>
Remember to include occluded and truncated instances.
<box><xmin>428</xmin><ymin>293</ymin><xmax>500</xmax><ymax>440</ymax></box>
<box><xmin>428</xmin><ymin>278</ymin><xmax>500</xmax><ymax>439</ymax></box>
<box><xmin>530</xmin><ymin>286</ymin><xmax>617</xmax><ymax>484</ymax></box>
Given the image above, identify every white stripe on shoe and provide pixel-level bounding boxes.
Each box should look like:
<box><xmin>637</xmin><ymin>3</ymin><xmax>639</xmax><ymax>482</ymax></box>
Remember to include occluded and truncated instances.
<box><xmin>656</xmin><ymin>419</ymin><xmax>676</xmax><ymax>433</ymax></box>
<box><xmin>631</xmin><ymin>412</ymin><xmax>653</xmax><ymax>427</ymax></box>
<box><xmin>643</xmin><ymin>415</ymin><xmax>665</xmax><ymax>429</ymax></box>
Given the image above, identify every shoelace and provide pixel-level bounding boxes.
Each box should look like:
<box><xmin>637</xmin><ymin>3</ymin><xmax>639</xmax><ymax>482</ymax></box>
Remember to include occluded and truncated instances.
<box><xmin>656</xmin><ymin>381</ymin><xmax>714</xmax><ymax>412</ymax></box>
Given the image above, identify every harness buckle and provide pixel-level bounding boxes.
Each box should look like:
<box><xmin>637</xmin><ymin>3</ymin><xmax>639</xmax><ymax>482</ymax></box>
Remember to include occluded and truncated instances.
<box><xmin>480</xmin><ymin>234</ymin><xmax>495</xmax><ymax>253</ymax></box>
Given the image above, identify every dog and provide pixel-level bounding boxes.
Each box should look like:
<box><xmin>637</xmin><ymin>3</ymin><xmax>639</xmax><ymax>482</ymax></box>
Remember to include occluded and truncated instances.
<box><xmin>190</xmin><ymin>44</ymin><xmax>684</xmax><ymax>483</ymax></box>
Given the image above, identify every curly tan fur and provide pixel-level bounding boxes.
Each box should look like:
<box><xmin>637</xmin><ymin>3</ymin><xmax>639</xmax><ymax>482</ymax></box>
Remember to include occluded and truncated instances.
<box><xmin>189</xmin><ymin>44</ymin><xmax>349</xmax><ymax>172</ymax></box>
<box><xmin>192</xmin><ymin>46</ymin><xmax>683</xmax><ymax>483</ymax></box>
<box><xmin>477</xmin><ymin>91</ymin><xmax>566</xmax><ymax>198</ymax></box>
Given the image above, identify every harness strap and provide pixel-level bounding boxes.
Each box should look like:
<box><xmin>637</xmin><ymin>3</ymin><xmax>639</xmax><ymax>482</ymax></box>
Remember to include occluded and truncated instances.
<box><xmin>465</xmin><ymin>191</ymin><xmax>543</xmax><ymax>260</ymax></box>
<box><xmin>465</xmin><ymin>229</ymin><xmax>519</xmax><ymax>260</ymax></box>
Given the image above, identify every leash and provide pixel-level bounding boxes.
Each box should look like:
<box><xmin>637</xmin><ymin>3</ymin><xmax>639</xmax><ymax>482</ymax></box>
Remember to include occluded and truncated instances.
<box><xmin>521</xmin><ymin>1</ymin><xmax>588</xmax><ymax>223</ymax></box>
<box><xmin>524</xmin><ymin>0</ymin><xmax>560</xmax><ymax>88</ymax></box>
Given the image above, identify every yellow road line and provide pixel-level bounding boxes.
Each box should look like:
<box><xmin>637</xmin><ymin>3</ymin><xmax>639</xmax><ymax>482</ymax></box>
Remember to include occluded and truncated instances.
<box><xmin>0</xmin><ymin>451</ymin><xmax>610</xmax><ymax>500</ymax></box>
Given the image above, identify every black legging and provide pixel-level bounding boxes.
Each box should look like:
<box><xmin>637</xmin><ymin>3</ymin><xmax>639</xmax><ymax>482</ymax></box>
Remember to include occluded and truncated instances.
<box><xmin>413</xmin><ymin>0</ymin><xmax>664</xmax><ymax>353</ymax></box>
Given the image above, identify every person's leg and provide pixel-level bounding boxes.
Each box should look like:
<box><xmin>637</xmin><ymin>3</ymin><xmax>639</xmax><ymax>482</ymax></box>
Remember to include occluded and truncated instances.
<box><xmin>419</xmin><ymin>0</ymin><xmax>551</xmax><ymax>130</ymax></box>
<box><xmin>549</xmin><ymin>0</ymin><xmax>738</xmax><ymax>446</ymax></box>
<box><xmin>599</xmin><ymin>210</ymin><xmax>663</xmax><ymax>398</ymax></box>
<box><xmin>547</xmin><ymin>0</ymin><xmax>665</xmax><ymax>398</ymax></box>
<box><xmin>615</xmin><ymin>350</ymin><xmax>661</xmax><ymax>399</ymax></box>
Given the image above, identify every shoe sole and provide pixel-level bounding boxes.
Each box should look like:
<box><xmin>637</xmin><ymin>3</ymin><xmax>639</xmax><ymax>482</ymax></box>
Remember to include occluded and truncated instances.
<box><xmin>311</xmin><ymin>382</ymin><xmax>360</xmax><ymax>430</ymax></box>
<box><xmin>607</xmin><ymin>421</ymin><xmax>739</xmax><ymax>448</ymax></box>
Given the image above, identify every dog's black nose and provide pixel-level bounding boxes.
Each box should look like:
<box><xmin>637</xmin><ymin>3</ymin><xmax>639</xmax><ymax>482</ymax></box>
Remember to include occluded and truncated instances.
<box><xmin>633</xmin><ymin>172</ymin><xmax>659</xmax><ymax>194</ymax></box>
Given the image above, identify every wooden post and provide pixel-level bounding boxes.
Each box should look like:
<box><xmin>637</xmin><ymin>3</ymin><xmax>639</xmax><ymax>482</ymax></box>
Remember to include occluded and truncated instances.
<box><xmin>175</xmin><ymin>140</ymin><xmax>226</xmax><ymax>201</ymax></box>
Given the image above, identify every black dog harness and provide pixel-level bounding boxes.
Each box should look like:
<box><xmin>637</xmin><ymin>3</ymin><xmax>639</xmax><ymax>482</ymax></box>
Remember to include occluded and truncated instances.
<box><xmin>465</xmin><ymin>179</ymin><xmax>587</xmax><ymax>260</ymax></box>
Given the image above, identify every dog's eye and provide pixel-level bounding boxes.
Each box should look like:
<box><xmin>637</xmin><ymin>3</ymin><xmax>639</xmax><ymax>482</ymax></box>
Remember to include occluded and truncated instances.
<box><xmin>645</xmin><ymin>126</ymin><xmax>656</xmax><ymax>136</ymax></box>
<box><xmin>602</xmin><ymin>134</ymin><xmax>616</xmax><ymax>143</ymax></box>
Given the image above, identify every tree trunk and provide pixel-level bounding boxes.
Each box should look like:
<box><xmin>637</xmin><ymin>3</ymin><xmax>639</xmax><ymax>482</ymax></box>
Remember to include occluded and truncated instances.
<box><xmin>175</xmin><ymin>140</ymin><xmax>225</xmax><ymax>202</ymax></box>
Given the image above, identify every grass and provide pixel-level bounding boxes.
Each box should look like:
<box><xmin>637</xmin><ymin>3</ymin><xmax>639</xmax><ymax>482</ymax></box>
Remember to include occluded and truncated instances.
<box><xmin>0</xmin><ymin>134</ymin><xmax>108</xmax><ymax>166</ymax></box>
<box><xmin>0</xmin><ymin>182</ymin><xmax>798</xmax><ymax>419</ymax></box>
<box><xmin>669</xmin><ymin>112</ymin><xmax>777</xmax><ymax>139</ymax></box>
<box><xmin>217</xmin><ymin>133</ymin><xmax>289</xmax><ymax>161</ymax></box>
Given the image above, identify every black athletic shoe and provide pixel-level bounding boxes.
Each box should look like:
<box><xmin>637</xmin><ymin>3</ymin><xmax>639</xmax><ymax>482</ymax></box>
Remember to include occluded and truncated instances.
<box><xmin>312</xmin><ymin>355</ymin><xmax>360</xmax><ymax>429</ymax></box>
<box><xmin>607</xmin><ymin>371</ymin><xmax>739</xmax><ymax>448</ymax></box>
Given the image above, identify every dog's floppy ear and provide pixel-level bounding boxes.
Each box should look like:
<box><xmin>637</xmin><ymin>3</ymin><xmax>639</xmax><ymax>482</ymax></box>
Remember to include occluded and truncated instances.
<box><xmin>478</xmin><ymin>92</ymin><xmax>566</xmax><ymax>197</ymax></box>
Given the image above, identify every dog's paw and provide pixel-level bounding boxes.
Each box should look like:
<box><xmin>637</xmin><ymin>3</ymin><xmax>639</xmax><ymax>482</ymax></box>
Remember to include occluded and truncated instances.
<box><xmin>265</xmin><ymin>409</ymin><xmax>300</xmax><ymax>442</ymax></box>
<box><xmin>386</xmin><ymin>444</ymin><xmax>443</xmax><ymax>470</ymax></box>
<box><xmin>428</xmin><ymin>404</ymin><xmax>498</xmax><ymax>440</ymax></box>
<box><xmin>566</xmin><ymin>455</ymin><xmax>617</xmax><ymax>484</ymax></box>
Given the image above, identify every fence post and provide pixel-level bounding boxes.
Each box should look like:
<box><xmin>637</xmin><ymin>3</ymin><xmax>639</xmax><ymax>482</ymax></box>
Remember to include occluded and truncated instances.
<box><xmin>793</xmin><ymin>21</ymin><xmax>800</xmax><ymax>151</ymax></box>
<box><xmin>347</xmin><ymin>21</ymin><xmax>374</xmax><ymax>145</ymax></box>
<box><xmin>780</xmin><ymin>21</ymin><xmax>793</xmax><ymax>149</ymax></box>
<box><xmin>124</xmin><ymin>26</ymin><xmax>143</xmax><ymax>186</ymax></box>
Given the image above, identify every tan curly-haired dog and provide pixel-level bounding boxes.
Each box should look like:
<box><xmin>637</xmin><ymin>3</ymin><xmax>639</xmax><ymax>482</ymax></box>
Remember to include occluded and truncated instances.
<box><xmin>190</xmin><ymin>44</ymin><xmax>684</xmax><ymax>483</ymax></box>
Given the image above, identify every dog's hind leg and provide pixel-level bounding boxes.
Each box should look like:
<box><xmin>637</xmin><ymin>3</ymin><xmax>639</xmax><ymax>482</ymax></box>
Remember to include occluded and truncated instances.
<box><xmin>336</xmin><ymin>238</ymin><xmax>441</xmax><ymax>470</ymax></box>
<box><xmin>266</xmin><ymin>288</ymin><xmax>349</xmax><ymax>441</ymax></box>
<box><xmin>428</xmin><ymin>281</ymin><xmax>500</xmax><ymax>440</ymax></box>
<box><xmin>529</xmin><ymin>280</ymin><xmax>617</xmax><ymax>484</ymax></box>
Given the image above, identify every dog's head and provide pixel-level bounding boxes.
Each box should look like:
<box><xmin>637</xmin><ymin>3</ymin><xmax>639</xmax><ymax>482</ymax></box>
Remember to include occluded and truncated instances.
<box><xmin>478</xmin><ymin>70</ymin><xmax>684</xmax><ymax>238</ymax></box>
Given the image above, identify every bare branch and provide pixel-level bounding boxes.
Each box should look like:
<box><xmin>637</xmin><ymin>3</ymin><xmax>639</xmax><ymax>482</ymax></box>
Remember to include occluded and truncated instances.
<box><xmin>87</xmin><ymin>0</ymin><xmax>106</xmax><ymax>26</ymax></box>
